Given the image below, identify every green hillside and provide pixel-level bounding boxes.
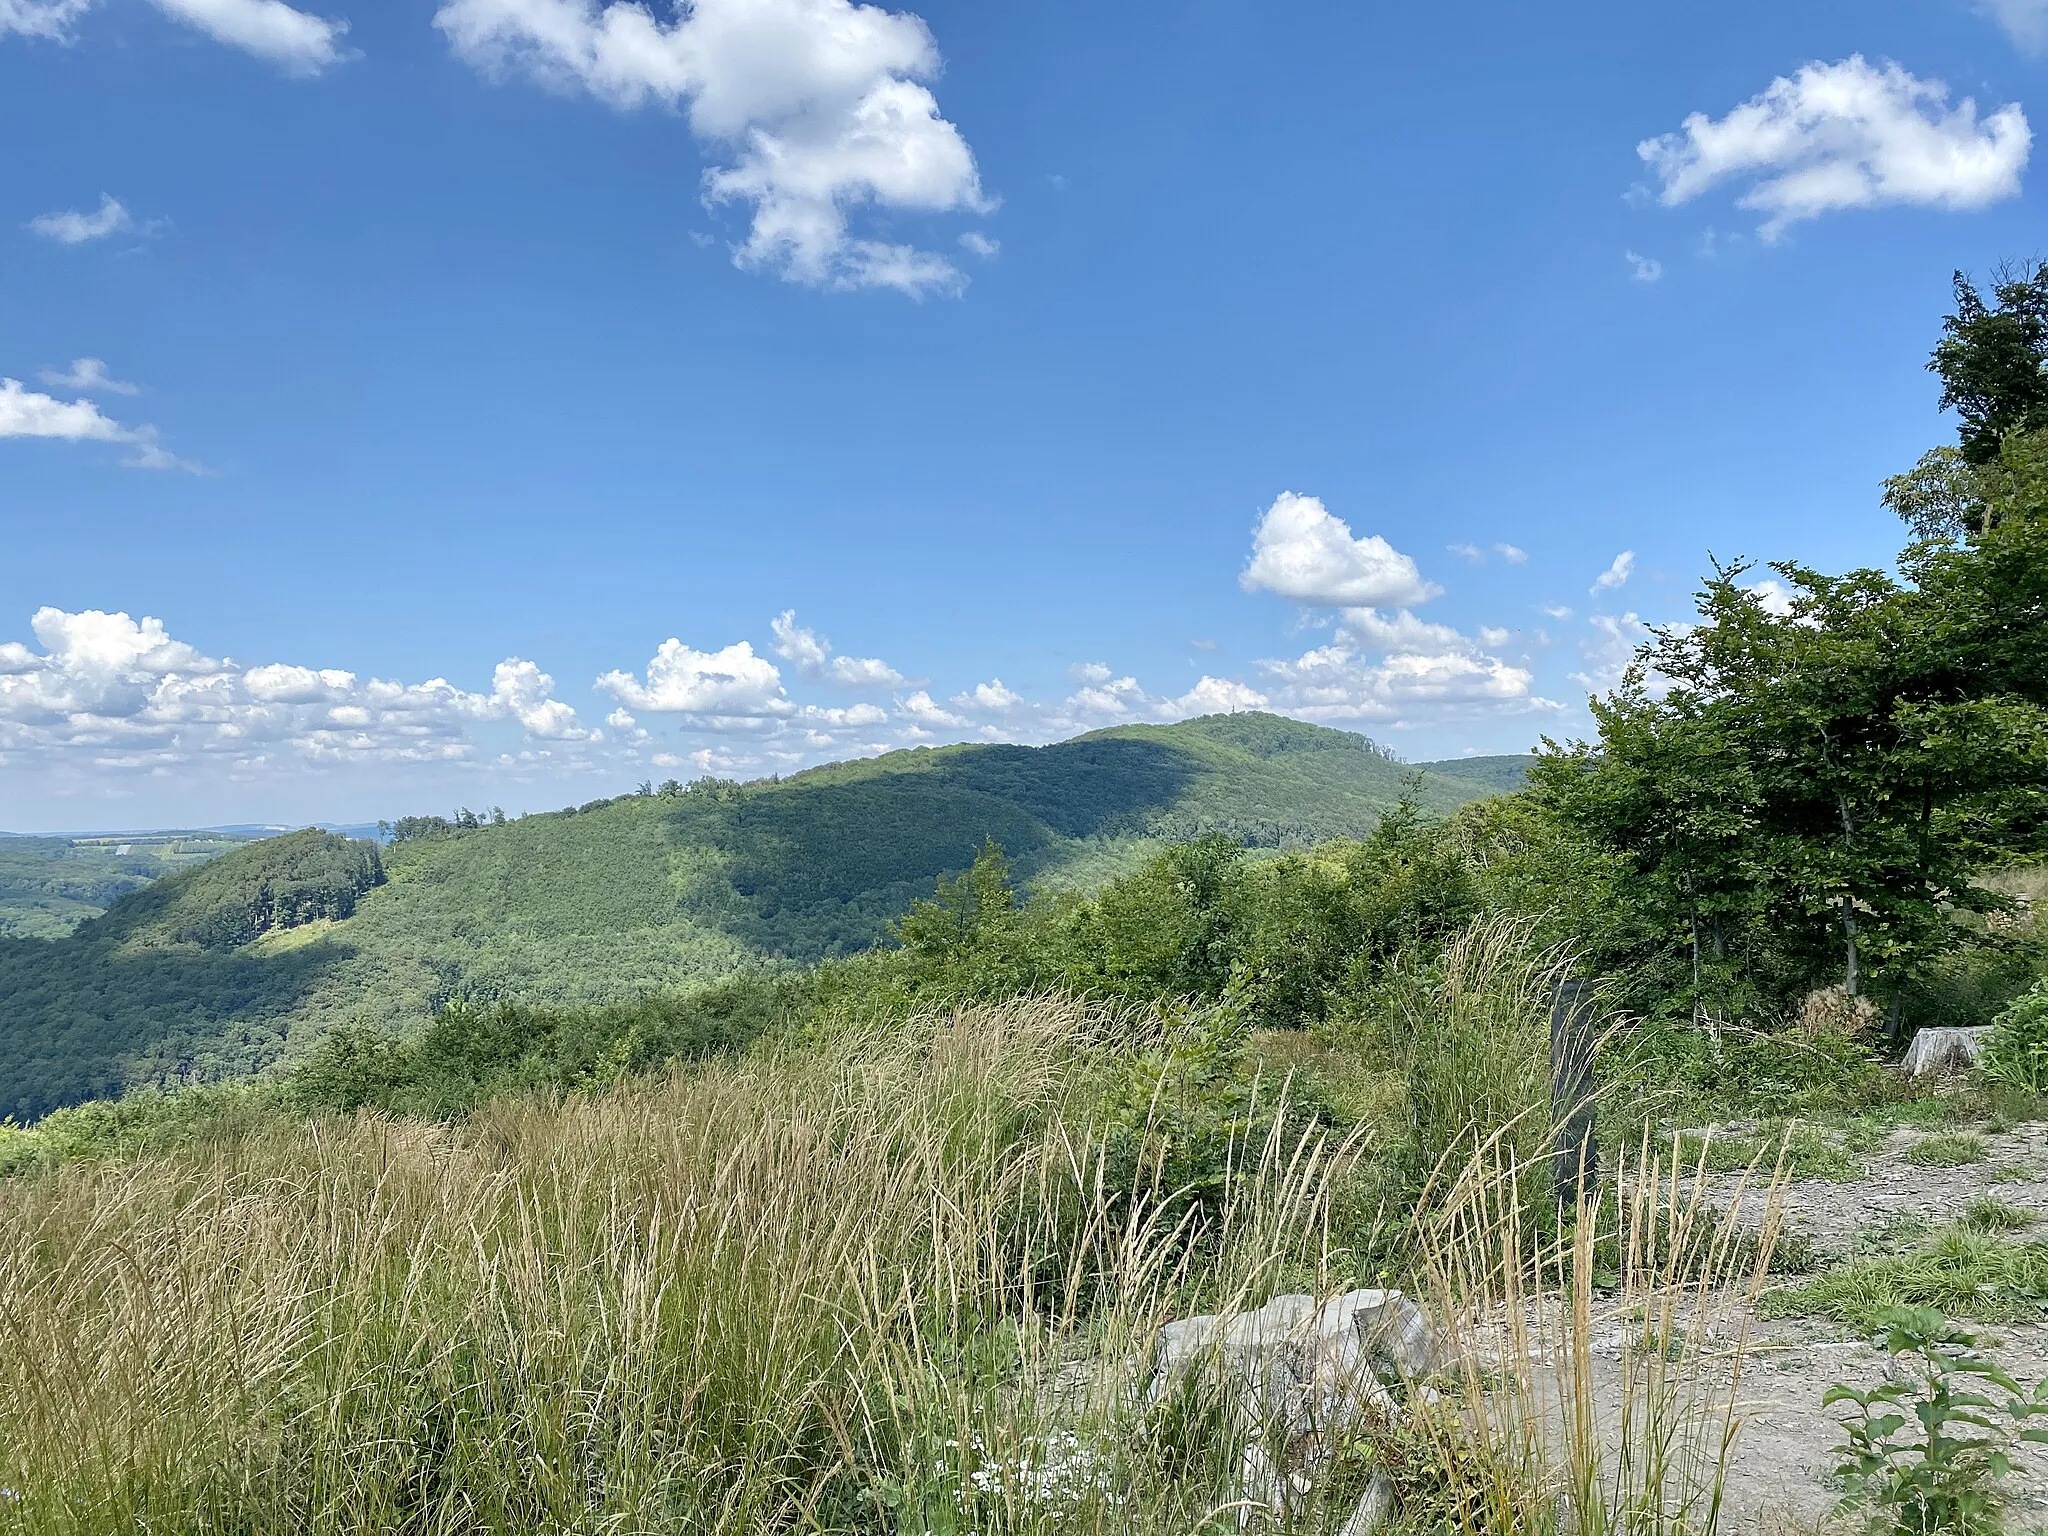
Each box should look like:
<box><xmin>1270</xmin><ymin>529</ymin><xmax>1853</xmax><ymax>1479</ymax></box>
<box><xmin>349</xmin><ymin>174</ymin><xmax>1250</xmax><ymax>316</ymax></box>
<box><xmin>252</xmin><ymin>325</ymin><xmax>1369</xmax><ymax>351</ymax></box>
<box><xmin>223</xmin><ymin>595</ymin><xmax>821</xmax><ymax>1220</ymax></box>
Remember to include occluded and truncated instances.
<box><xmin>0</xmin><ymin>712</ymin><xmax>1512</xmax><ymax>1119</ymax></box>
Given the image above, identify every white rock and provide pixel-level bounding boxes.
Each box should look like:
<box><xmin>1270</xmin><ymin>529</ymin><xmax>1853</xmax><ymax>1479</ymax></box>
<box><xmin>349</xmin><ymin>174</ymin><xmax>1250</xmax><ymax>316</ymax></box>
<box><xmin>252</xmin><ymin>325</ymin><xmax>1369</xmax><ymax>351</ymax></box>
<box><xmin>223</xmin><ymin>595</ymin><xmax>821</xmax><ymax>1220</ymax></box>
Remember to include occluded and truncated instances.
<box><xmin>1338</xmin><ymin>1474</ymin><xmax>1396</xmax><ymax>1536</ymax></box>
<box><xmin>1901</xmin><ymin>1026</ymin><xmax>1991</xmax><ymax>1078</ymax></box>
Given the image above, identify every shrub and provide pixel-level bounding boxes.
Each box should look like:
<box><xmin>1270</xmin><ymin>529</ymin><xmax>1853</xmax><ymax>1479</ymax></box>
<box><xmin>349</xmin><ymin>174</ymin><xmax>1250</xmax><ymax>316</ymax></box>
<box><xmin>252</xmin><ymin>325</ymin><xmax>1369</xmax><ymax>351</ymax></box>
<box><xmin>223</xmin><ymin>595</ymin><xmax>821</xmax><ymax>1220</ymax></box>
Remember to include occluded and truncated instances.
<box><xmin>1980</xmin><ymin>980</ymin><xmax>2048</xmax><ymax>1094</ymax></box>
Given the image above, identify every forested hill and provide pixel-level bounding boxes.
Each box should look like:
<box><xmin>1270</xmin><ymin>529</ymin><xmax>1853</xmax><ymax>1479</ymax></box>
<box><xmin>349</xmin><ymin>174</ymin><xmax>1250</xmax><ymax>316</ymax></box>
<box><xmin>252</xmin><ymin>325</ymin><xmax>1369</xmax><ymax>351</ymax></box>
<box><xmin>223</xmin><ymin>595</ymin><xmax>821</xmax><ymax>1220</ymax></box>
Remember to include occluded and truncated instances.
<box><xmin>0</xmin><ymin>713</ymin><xmax>1524</xmax><ymax>1118</ymax></box>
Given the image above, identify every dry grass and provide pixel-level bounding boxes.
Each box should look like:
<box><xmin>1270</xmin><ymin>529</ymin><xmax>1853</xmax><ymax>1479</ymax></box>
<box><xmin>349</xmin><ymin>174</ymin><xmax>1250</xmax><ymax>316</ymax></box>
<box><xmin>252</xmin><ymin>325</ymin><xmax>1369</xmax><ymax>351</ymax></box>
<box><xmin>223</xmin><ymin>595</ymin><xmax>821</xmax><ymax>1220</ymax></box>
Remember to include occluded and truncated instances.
<box><xmin>0</xmin><ymin>975</ymin><xmax>1786</xmax><ymax>1535</ymax></box>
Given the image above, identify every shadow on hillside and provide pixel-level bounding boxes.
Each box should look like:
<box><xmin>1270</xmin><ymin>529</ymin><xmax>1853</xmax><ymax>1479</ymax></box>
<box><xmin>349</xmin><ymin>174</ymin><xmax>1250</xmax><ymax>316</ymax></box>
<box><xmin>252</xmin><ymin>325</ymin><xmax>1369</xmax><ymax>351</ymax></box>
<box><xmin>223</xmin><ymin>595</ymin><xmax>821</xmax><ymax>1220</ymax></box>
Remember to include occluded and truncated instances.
<box><xmin>0</xmin><ymin>932</ymin><xmax>352</xmax><ymax>1121</ymax></box>
<box><xmin>672</xmin><ymin>737</ymin><xmax>1201</xmax><ymax>961</ymax></box>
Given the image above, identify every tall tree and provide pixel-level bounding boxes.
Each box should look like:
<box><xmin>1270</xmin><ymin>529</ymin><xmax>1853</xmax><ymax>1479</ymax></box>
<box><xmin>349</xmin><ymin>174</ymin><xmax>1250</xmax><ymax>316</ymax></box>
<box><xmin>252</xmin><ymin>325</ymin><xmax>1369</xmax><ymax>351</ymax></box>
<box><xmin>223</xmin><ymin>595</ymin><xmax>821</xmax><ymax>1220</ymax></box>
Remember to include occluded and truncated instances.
<box><xmin>1932</xmin><ymin>262</ymin><xmax>2048</xmax><ymax>467</ymax></box>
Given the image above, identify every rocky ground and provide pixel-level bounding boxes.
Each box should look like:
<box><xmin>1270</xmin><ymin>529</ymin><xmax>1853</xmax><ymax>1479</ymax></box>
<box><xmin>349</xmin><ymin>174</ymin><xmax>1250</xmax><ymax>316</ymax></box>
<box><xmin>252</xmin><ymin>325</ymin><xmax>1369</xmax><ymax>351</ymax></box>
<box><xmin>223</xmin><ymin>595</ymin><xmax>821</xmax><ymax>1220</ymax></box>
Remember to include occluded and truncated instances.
<box><xmin>1688</xmin><ymin>1118</ymin><xmax>2048</xmax><ymax>1532</ymax></box>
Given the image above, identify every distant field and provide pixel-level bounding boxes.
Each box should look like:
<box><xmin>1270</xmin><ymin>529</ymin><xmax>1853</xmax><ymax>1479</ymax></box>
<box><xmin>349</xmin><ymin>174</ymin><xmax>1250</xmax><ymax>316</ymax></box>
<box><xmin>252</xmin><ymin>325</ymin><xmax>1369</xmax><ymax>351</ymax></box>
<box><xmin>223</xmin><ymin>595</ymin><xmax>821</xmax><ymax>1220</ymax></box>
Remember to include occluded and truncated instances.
<box><xmin>0</xmin><ymin>833</ymin><xmax>263</xmax><ymax>940</ymax></box>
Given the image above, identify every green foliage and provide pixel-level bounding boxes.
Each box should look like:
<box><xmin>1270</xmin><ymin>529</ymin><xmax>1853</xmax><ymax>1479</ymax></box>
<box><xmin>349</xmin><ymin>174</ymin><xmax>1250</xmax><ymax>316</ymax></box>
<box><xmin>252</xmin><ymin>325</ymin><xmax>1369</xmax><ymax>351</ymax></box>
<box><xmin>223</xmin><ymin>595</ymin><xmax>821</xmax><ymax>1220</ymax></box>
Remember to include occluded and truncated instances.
<box><xmin>1980</xmin><ymin>981</ymin><xmax>2048</xmax><ymax>1094</ymax></box>
<box><xmin>285</xmin><ymin>973</ymin><xmax>800</xmax><ymax>1119</ymax></box>
<box><xmin>1825</xmin><ymin>1306</ymin><xmax>2048</xmax><ymax>1535</ymax></box>
<box><xmin>1606</xmin><ymin>1022</ymin><xmax>1895</xmax><ymax>1126</ymax></box>
<box><xmin>1930</xmin><ymin>262</ymin><xmax>2048</xmax><ymax>468</ymax></box>
<box><xmin>134</xmin><ymin>829</ymin><xmax>385</xmax><ymax>949</ymax></box>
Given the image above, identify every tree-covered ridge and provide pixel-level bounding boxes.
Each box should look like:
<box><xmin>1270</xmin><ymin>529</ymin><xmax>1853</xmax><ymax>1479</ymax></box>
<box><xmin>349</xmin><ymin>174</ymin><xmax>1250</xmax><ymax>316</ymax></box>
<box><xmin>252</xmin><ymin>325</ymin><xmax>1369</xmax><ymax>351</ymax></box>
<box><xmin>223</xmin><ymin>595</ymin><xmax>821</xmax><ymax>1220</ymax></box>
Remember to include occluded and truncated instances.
<box><xmin>86</xmin><ymin>830</ymin><xmax>386</xmax><ymax>951</ymax></box>
<box><xmin>0</xmin><ymin>713</ymin><xmax>1508</xmax><ymax>1119</ymax></box>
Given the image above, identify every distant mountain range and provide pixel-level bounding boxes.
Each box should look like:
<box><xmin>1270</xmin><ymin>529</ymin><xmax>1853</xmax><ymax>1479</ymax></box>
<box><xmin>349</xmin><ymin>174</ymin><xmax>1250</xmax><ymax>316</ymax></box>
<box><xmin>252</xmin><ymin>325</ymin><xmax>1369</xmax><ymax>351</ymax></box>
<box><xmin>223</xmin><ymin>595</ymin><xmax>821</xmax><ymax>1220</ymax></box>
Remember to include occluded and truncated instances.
<box><xmin>0</xmin><ymin>713</ymin><xmax>1533</xmax><ymax>1118</ymax></box>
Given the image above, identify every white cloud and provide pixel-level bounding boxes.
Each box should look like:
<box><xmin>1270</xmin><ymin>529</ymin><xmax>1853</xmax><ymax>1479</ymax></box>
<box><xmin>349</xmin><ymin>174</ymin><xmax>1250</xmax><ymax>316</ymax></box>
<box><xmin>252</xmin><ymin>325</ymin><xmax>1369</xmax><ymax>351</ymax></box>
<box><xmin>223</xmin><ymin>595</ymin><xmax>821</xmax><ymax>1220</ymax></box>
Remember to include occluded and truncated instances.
<box><xmin>1541</xmin><ymin>602</ymin><xmax>1573</xmax><ymax>620</ymax></box>
<box><xmin>0</xmin><ymin>608</ymin><xmax>591</xmax><ymax>772</ymax></box>
<box><xmin>1494</xmin><ymin>543</ymin><xmax>1528</xmax><ymax>564</ymax></box>
<box><xmin>490</xmin><ymin>658</ymin><xmax>598</xmax><ymax>739</ymax></box>
<box><xmin>1478</xmin><ymin>625</ymin><xmax>1511</xmax><ymax>646</ymax></box>
<box><xmin>1067</xmin><ymin>660</ymin><xmax>1113</xmax><ymax>685</ymax></box>
<box><xmin>144</xmin><ymin>0</ymin><xmax>350</xmax><ymax>72</ymax></box>
<box><xmin>769</xmin><ymin>609</ymin><xmax>906</xmax><ymax>685</ymax></box>
<box><xmin>1590</xmin><ymin>551</ymin><xmax>1634</xmax><ymax>594</ymax></box>
<box><xmin>1337</xmin><ymin>607</ymin><xmax>1476</xmax><ymax>658</ymax></box>
<box><xmin>1448</xmin><ymin>541</ymin><xmax>1484</xmax><ymax>563</ymax></box>
<box><xmin>1173</xmin><ymin>676</ymin><xmax>1264</xmax><ymax>715</ymax></box>
<box><xmin>1637</xmin><ymin>56</ymin><xmax>2030</xmax><ymax>239</ymax></box>
<box><xmin>1258</xmin><ymin>644</ymin><xmax>1554</xmax><ymax>724</ymax></box>
<box><xmin>1057</xmin><ymin>670</ymin><xmax>1266</xmax><ymax>726</ymax></box>
<box><xmin>1625</xmin><ymin>250</ymin><xmax>1662</xmax><ymax>283</ymax></box>
<box><xmin>1240</xmin><ymin>491</ymin><xmax>1440</xmax><ymax>608</ymax></box>
<box><xmin>0</xmin><ymin>378</ymin><xmax>126</xmax><ymax>444</ymax></box>
<box><xmin>1745</xmin><ymin>577</ymin><xmax>1797</xmax><ymax>616</ymax></box>
<box><xmin>953</xmin><ymin>678</ymin><xmax>1024</xmax><ymax>714</ymax></box>
<box><xmin>434</xmin><ymin>0</ymin><xmax>991</xmax><ymax>295</ymax></box>
<box><xmin>0</xmin><ymin>0</ymin><xmax>90</xmax><ymax>38</ymax></box>
<box><xmin>596</xmin><ymin>637</ymin><xmax>790</xmax><ymax>719</ymax></box>
<box><xmin>958</xmin><ymin>230</ymin><xmax>998</xmax><ymax>257</ymax></box>
<box><xmin>28</xmin><ymin>195</ymin><xmax>130</xmax><ymax>244</ymax></box>
<box><xmin>1982</xmin><ymin>0</ymin><xmax>2048</xmax><ymax>52</ymax></box>
<box><xmin>0</xmin><ymin>377</ymin><xmax>201</xmax><ymax>472</ymax></box>
<box><xmin>898</xmin><ymin>688</ymin><xmax>966</xmax><ymax>728</ymax></box>
<box><xmin>40</xmin><ymin>358</ymin><xmax>137</xmax><ymax>395</ymax></box>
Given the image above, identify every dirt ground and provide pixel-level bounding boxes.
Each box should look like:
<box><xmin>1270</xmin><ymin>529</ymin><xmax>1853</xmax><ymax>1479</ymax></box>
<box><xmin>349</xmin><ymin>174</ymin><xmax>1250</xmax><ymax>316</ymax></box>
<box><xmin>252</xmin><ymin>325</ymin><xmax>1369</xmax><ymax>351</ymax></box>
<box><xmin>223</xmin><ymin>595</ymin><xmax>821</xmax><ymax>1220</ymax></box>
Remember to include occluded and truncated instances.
<box><xmin>1679</xmin><ymin>1119</ymin><xmax>2048</xmax><ymax>1532</ymax></box>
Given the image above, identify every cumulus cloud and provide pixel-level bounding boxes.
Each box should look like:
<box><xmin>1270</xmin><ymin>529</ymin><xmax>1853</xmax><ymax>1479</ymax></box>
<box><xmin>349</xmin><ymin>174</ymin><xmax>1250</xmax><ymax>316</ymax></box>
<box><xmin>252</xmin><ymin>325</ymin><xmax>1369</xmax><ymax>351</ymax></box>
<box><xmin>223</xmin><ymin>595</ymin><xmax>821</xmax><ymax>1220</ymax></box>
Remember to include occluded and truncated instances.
<box><xmin>953</xmin><ymin>678</ymin><xmax>1025</xmax><ymax>714</ymax></box>
<box><xmin>145</xmin><ymin>0</ymin><xmax>351</xmax><ymax>72</ymax></box>
<box><xmin>769</xmin><ymin>609</ymin><xmax>906</xmax><ymax>686</ymax></box>
<box><xmin>1982</xmin><ymin>0</ymin><xmax>2048</xmax><ymax>52</ymax></box>
<box><xmin>1637</xmin><ymin>56</ymin><xmax>2030</xmax><ymax>239</ymax></box>
<box><xmin>40</xmin><ymin>358</ymin><xmax>137</xmax><ymax>395</ymax></box>
<box><xmin>1337</xmin><ymin>607</ymin><xmax>1476</xmax><ymax>657</ymax></box>
<box><xmin>898</xmin><ymin>688</ymin><xmax>966</xmax><ymax>729</ymax></box>
<box><xmin>1591</xmin><ymin>551</ymin><xmax>1634</xmax><ymax>594</ymax></box>
<box><xmin>1495</xmin><ymin>543</ymin><xmax>1527</xmax><ymax>564</ymax></box>
<box><xmin>1058</xmin><ymin>672</ymin><xmax>1265</xmax><ymax>725</ymax></box>
<box><xmin>434</xmin><ymin>0</ymin><xmax>991</xmax><ymax>295</ymax></box>
<box><xmin>596</xmin><ymin>637</ymin><xmax>790</xmax><ymax>720</ymax></box>
<box><xmin>28</xmin><ymin>195</ymin><xmax>131</xmax><ymax>244</ymax></box>
<box><xmin>1240</xmin><ymin>491</ymin><xmax>1440</xmax><ymax>609</ymax></box>
<box><xmin>0</xmin><ymin>377</ymin><xmax>201</xmax><ymax>472</ymax></box>
<box><xmin>0</xmin><ymin>608</ymin><xmax>592</xmax><ymax>773</ymax></box>
<box><xmin>1625</xmin><ymin>250</ymin><xmax>1662</xmax><ymax>283</ymax></box>
<box><xmin>1258</xmin><ymin>645</ymin><xmax>1552</xmax><ymax>724</ymax></box>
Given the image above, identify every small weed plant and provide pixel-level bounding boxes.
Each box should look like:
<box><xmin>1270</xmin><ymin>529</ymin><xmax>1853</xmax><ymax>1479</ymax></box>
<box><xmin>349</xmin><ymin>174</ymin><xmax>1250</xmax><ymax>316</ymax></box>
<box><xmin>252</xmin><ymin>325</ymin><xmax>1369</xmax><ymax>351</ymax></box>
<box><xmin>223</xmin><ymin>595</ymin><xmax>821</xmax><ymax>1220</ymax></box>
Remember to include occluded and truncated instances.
<box><xmin>1825</xmin><ymin>1305</ymin><xmax>2048</xmax><ymax>1535</ymax></box>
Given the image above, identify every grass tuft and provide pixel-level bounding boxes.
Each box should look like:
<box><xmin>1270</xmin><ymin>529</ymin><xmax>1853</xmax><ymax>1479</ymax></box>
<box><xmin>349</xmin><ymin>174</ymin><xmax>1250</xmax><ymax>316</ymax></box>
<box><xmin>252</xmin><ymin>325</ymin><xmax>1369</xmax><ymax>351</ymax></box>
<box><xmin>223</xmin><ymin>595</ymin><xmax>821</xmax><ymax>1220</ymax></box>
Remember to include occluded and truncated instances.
<box><xmin>1762</xmin><ymin>1225</ymin><xmax>2048</xmax><ymax>1331</ymax></box>
<box><xmin>1902</xmin><ymin>1132</ymin><xmax>1988</xmax><ymax>1167</ymax></box>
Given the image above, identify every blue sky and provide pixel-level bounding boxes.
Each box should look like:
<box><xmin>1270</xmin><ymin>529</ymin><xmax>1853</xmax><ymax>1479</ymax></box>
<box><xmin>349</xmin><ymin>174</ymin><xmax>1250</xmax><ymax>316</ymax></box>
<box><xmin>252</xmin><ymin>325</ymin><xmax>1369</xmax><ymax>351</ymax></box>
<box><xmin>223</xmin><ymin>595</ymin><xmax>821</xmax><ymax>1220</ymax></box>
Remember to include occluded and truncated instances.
<box><xmin>2</xmin><ymin>0</ymin><xmax>2043</xmax><ymax>830</ymax></box>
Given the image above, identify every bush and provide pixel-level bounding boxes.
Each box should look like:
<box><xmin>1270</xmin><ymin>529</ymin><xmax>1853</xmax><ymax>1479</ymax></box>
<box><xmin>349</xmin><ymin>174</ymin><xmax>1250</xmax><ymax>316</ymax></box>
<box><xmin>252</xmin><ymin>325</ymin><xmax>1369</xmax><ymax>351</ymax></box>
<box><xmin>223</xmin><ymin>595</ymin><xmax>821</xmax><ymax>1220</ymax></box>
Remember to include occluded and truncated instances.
<box><xmin>1980</xmin><ymin>979</ymin><xmax>2048</xmax><ymax>1093</ymax></box>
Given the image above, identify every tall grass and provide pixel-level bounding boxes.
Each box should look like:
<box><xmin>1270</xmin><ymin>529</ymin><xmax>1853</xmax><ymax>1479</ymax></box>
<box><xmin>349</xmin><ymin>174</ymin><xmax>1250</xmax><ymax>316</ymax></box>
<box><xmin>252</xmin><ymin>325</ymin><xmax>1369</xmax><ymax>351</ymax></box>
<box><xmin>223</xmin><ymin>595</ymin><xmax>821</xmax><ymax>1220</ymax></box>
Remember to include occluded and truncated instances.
<box><xmin>0</xmin><ymin>998</ymin><xmax>1366</xmax><ymax>1534</ymax></box>
<box><xmin>0</xmin><ymin>954</ymin><xmax>1783</xmax><ymax>1535</ymax></box>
